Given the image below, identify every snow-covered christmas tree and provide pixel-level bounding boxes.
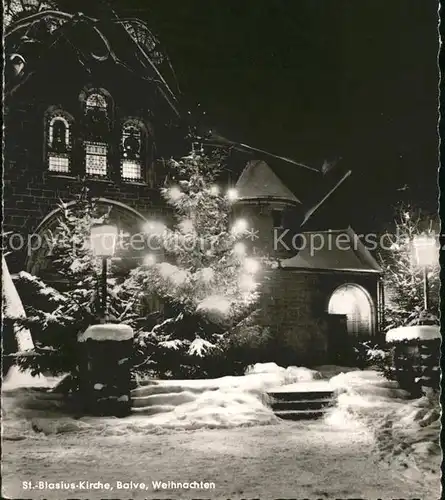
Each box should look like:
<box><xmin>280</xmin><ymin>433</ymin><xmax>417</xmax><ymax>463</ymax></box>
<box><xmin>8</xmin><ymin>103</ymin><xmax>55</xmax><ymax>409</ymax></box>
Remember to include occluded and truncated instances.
<box><xmin>120</xmin><ymin>148</ymin><xmax>262</xmax><ymax>377</ymax></box>
<box><xmin>379</xmin><ymin>204</ymin><xmax>439</xmax><ymax>330</ymax></box>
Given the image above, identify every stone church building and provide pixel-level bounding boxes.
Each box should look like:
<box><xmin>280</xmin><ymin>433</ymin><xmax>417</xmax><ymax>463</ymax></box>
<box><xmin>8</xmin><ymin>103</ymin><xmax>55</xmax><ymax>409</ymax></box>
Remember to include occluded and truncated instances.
<box><xmin>4</xmin><ymin>5</ymin><xmax>383</xmax><ymax>366</ymax></box>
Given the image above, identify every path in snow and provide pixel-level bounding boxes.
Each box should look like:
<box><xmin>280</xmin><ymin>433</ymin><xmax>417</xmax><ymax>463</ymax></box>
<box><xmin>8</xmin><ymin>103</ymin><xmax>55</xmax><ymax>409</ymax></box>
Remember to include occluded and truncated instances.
<box><xmin>2</xmin><ymin>419</ymin><xmax>437</xmax><ymax>499</ymax></box>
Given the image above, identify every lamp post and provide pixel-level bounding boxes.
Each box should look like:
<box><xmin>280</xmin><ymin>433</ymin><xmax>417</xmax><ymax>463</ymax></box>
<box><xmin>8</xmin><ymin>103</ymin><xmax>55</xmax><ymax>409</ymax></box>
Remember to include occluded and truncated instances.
<box><xmin>90</xmin><ymin>224</ymin><xmax>118</xmax><ymax>322</ymax></box>
<box><xmin>412</xmin><ymin>234</ymin><xmax>437</xmax><ymax>311</ymax></box>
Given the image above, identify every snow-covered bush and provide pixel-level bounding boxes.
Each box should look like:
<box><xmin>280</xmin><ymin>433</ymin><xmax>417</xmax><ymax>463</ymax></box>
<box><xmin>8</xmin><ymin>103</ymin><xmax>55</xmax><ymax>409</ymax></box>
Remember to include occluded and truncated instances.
<box><xmin>212</xmin><ymin>309</ymin><xmax>272</xmax><ymax>376</ymax></box>
<box><xmin>366</xmin><ymin>344</ymin><xmax>394</xmax><ymax>381</ymax></box>
<box><xmin>350</xmin><ymin>340</ymin><xmax>395</xmax><ymax>381</ymax></box>
<box><xmin>407</xmin><ymin>310</ymin><xmax>439</xmax><ymax>326</ymax></box>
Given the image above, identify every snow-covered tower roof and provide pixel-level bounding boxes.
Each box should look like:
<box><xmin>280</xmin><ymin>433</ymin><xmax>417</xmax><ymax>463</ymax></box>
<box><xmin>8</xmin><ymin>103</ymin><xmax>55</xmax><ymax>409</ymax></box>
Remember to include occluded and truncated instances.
<box><xmin>234</xmin><ymin>160</ymin><xmax>301</xmax><ymax>205</ymax></box>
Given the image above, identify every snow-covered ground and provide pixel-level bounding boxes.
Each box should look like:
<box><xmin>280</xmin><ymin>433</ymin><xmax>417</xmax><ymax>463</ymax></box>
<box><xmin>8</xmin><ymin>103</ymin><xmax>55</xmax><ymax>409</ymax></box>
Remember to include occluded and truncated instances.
<box><xmin>325</xmin><ymin>370</ymin><xmax>441</xmax><ymax>486</ymax></box>
<box><xmin>2</xmin><ymin>364</ymin><xmax>440</xmax><ymax>499</ymax></box>
<box><xmin>3</xmin><ymin>363</ymin><xmax>321</xmax><ymax>433</ymax></box>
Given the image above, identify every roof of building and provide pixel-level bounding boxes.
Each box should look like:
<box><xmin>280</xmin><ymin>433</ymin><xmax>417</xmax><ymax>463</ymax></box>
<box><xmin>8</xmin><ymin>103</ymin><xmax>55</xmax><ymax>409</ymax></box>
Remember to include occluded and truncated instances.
<box><xmin>235</xmin><ymin>160</ymin><xmax>302</xmax><ymax>205</ymax></box>
<box><xmin>281</xmin><ymin>227</ymin><xmax>382</xmax><ymax>273</ymax></box>
<box><xmin>4</xmin><ymin>9</ymin><xmax>180</xmax><ymax>116</ymax></box>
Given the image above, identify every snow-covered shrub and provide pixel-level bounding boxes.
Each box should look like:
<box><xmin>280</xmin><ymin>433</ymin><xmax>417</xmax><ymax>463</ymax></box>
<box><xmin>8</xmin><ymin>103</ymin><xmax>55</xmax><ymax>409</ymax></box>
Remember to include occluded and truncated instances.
<box><xmin>366</xmin><ymin>345</ymin><xmax>394</xmax><ymax>380</ymax></box>
<box><xmin>351</xmin><ymin>340</ymin><xmax>395</xmax><ymax>381</ymax></box>
<box><xmin>352</xmin><ymin>339</ymin><xmax>375</xmax><ymax>368</ymax></box>
<box><xmin>407</xmin><ymin>309</ymin><xmax>439</xmax><ymax>326</ymax></box>
<box><xmin>213</xmin><ymin>310</ymin><xmax>272</xmax><ymax>376</ymax></box>
<box><xmin>133</xmin><ymin>312</ymin><xmax>228</xmax><ymax>379</ymax></box>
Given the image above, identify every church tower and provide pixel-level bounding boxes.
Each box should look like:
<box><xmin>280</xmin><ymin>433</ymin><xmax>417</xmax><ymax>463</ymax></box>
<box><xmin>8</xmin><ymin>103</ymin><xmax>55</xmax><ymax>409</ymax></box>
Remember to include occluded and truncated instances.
<box><xmin>233</xmin><ymin>160</ymin><xmax>304</xmax><ymax>259</ymax></box>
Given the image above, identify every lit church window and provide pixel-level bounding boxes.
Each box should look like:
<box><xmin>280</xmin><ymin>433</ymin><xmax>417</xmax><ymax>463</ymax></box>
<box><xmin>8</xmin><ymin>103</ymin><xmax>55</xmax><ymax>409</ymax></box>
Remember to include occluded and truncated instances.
<box><xmin>47</xmin><ymin>114</ymin><xmax>72</xmax><ymax>173</ymax></box>
<box><xmin>48</xmin><ymin>156</ymin><xmax>70</xmax><ymax>172</ymax></box>
<box><xmin>86</xmin><ymin>93</ymin><xmax>107</xmax><ymax>111</ymax></box>
<box><xmin>83</xmin><ymin>90</ymin><xmax>110</xmax><ymax>177</ymax></box>
<box><xmin>121</xmin><ymin>120</ymin><xmax>143</xmax><ymax>181</ymax></box>
<box><xmin>85</xmin><ymin>141</ymin><xmax>108</xmax><ymax>177</ymax></box>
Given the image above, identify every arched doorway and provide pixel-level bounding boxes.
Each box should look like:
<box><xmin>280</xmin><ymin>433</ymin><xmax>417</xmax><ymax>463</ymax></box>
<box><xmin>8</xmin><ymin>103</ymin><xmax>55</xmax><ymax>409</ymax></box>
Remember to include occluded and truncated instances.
<box><xmin>328</xmin><ymin>284</ymin><xmax>375</xmax><ymax>336</ymax></box>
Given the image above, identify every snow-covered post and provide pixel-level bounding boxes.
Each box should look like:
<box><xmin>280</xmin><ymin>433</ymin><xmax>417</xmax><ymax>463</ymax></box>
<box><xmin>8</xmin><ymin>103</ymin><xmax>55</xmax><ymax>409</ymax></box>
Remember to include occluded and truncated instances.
<box><xmin>417</xmin><ymin>336</ymin><xmax>440</xmax><ymax>391</ymax></box>
<box><xmin>386</xmin><ymin>325</ymin><xmax>440</xmax><ymax>395</ymax></box>
<box><xmin>77</xmin><ymin>324</ymin><xmax>133</xmax><ymax>416</ymax></box>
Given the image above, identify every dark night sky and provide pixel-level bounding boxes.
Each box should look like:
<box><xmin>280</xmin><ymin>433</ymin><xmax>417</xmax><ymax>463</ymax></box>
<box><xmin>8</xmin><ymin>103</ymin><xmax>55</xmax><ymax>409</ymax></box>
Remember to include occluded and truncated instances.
<box><xmin>90</xmin><ymin>1</ymin><xmax>439</xmax><ymax>232</ymax></box>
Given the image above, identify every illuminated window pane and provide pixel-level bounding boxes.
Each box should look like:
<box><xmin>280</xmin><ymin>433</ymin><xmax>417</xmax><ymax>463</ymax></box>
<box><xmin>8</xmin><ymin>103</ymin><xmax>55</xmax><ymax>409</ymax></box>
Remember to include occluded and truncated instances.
<box><xmin>48</xmin><ymin>155</ymin><xmax>70</xmax><ymax>173</ymax></box>
<box><xmin>121</xmin><ymin>160</ymin><xmax>142</xmax><ymax>181</ymax></box>
<box><xmin>49</xmin><ymin>117</ymin><xmax>70</xmax><ymax>149</ymax></box>
<box><xmin>122</xmin><ymin>123</ymin><xmax>141</xmax><ymax>158</ymax></box>
<box><xmin>85</xmin><ymin>141</ymin><xmax>107</xmax><ymax>176</ymax></box>
<box><xmin>47</xmin><ymin>111</ymin><xmax>72</xmax><ymax>173</ymax></box>
<box><xmin>86</xmin><ymin>93</ymin><xmax>107</xmax><ymax>110</ymax></box>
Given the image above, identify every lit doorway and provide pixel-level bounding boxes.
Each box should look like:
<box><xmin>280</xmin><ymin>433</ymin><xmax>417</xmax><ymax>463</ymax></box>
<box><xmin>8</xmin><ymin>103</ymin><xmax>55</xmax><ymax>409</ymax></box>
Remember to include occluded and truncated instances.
<box><xmin>328</xmin><ymin>284</ymin><xmax>374</xmax><ymax>336</ymax></box>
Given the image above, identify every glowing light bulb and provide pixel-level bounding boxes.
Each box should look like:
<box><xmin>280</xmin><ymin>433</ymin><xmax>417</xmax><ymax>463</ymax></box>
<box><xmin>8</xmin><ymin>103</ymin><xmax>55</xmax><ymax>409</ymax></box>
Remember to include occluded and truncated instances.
<box><xmin>233</xmin><ymin>242</ymin><xmax>246</xmax><ymax>256</ymax></box>
<box><xmin>179</xmin><ymin>219</ymin><xmax>194</xmax><ymax>233</ymax></box>
<box><xmin>231</xmin><ymin>218</ymin><xmax>248</xmax><ymax>235</ymax></box>
<box><xmin>142</xmin><ymin>221</ymin><xmax>166</xmax><ymax>236</ymax></box>
<box><xmin>239</xmin><ymin>274</ymin><xmax>256</xmax><ymax>292</ymax></box>
<box><xmin>244</xmin><ymin>257</ymin><xmax>260</xmax><ymax>274</ymax></box>
<box><xmin>143</xmin><ymin>254</ymin><xmax>156</xmax><ymax>266</ymax></box>
<box><xmin>226</xmin><ymin>188</ymin><xmax>238</xmax><ymax>201</ymax></box>
<box><xmin>209</xmin><ymin>185</ymin><xmax>219</xmax><ymax>196</ymax></box>
<box><xmin>201</xmin><ymin>267</ymin><xmax>214</xmax><ymax>282</ymax></box>
<box><xmin>168</xmin><ymin>186</ymin><xmax>182</xmax><ymax>201</ymax></box>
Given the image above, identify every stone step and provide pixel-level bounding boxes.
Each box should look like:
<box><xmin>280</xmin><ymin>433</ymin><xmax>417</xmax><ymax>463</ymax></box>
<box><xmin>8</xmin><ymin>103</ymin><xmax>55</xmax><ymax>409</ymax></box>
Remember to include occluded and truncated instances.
<box><xmin>132</xmin><ymin>391</ymin><xmax>196</xmax><ymax>408</ymax></box>
<box><xmin>275</xmin><ymin>409</ymin><xmax>329</xmax><ymax>421</ymax></box>
<box><xmin>131</xmin><ymin>384</ymin><xmax>212</xmax><ymax>398</ymax></box>
<box><xmin>133</xmin><ymin>379</ymin><xmax>159</xmax><ymax>387</ymax></box>
<box><xmin>271</xmin><ymin>399</ymin><xmax>333</xmax><ymax>412</ymax></box>
<box><xmin>268</xmin><ymin>390</ymin><xmax>334</xmax><ymax>401</ymax></box>
<box><xmin>131</xmin><ymin>404</ymin><xmax>176</xmax><ymax>416</ymax></box>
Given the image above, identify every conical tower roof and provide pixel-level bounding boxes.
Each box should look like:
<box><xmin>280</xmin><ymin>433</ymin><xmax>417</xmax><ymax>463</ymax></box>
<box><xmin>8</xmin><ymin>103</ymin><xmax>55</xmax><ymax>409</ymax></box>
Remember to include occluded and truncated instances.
<box><xmin>235</xmin><ymin>160</ymin><xmax>301</xmax><ymax>204</ymax></box>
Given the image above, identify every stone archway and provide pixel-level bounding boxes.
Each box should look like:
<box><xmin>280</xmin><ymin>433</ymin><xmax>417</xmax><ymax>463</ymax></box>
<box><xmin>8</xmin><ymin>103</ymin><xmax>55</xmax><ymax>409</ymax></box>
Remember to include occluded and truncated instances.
<box><xmin>328</xmin><ymin>283</ymin><xmax>375</xmax><ymax>336</ymax></box>
<box><xmin>25</xmin><ymin>198</ymin><xmax>148</xmax><ymax>279</ymax></box>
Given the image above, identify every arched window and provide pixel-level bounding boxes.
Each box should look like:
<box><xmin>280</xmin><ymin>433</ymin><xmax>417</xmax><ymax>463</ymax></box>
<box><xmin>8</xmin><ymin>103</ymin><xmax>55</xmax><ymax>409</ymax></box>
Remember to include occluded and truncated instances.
<box><xmin>120</xmin><ymin>119</ymin><xmax>145</xmax><ymax>182</ymax></box>
<box><xmin>82</xmin><ymin>90</ymin><xmax>110</xmax><ymax>178</ymax></box>
<box><xmin>86</xmin><ymin>93</ymin><xmax>107</xmax><ymax>110</ymax></box>
<box><xmin>46</xmin><ymin>111</ymin><xmax>73</xmax><ymax>173</ymax></box>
